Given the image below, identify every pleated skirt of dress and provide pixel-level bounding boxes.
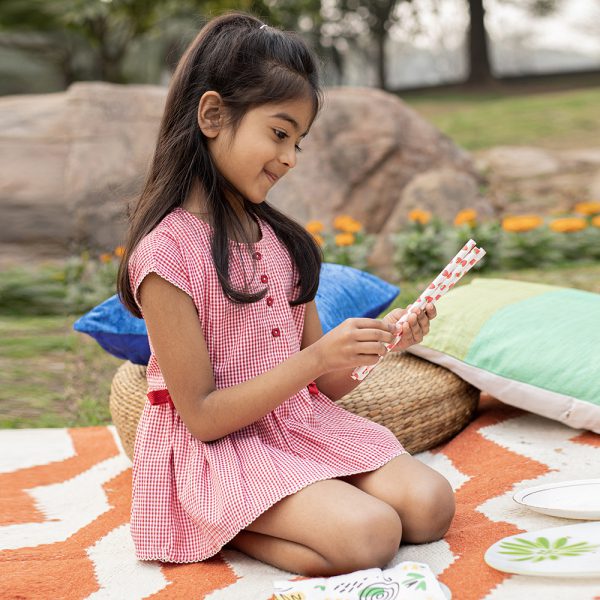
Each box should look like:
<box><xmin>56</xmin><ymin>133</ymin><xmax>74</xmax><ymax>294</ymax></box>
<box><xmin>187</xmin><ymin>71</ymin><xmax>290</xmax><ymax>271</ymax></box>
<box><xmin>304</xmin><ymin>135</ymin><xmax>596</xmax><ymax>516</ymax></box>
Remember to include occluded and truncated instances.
<box><xmin>130</xmin><ymin>388</ymin><xmax>407</xmax><ymax>563</ymax></box>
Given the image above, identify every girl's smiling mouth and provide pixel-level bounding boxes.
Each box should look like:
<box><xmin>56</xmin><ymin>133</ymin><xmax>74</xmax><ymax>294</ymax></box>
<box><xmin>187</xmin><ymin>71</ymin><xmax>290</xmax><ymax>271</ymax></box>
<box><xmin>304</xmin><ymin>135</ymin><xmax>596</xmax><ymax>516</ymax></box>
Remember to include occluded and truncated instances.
<box><xmin>264</xmin><ymin>169</ymin><xmax>279</xmax><ymax>183</ymax></box>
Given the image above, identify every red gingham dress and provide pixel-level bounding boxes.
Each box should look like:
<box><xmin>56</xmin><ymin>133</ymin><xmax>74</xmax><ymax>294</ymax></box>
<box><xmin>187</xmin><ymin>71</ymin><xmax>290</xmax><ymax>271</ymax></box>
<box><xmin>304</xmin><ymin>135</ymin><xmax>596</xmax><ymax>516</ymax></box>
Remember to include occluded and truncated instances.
<box><xmin>128</xmin><ymin>207</ymin><xmax>407</xmax><ymax>563</ymax></box>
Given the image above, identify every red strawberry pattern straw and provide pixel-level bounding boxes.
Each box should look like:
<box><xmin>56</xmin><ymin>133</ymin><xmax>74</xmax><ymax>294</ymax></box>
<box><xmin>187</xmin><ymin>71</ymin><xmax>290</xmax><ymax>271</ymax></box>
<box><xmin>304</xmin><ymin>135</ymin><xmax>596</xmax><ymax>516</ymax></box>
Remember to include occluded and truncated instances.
<box><xmin>351</xmin><ymin>239</ymin><xmax>486</xmax><ymax>381</ymax></box>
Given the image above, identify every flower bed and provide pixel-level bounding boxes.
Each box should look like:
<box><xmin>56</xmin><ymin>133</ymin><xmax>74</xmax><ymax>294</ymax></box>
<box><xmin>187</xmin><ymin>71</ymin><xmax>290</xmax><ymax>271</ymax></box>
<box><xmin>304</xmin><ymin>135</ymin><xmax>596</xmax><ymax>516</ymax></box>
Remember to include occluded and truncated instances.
<box><xmin>306</xmin><ymin>202</ymin><xmax>600</xmax><ymax>280</ymax></box>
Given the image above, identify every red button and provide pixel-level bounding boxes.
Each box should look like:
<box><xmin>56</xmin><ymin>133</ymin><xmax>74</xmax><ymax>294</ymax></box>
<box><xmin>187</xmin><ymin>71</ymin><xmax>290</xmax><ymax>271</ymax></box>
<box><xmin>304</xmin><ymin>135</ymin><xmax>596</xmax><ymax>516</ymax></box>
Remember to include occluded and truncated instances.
<box><xmin>260</xmin><ymin>274</ymin><xmax>268</xmax><ymax>283</ymax></box>
<box><xmin>266</xmin><ymin>296</ymin><xmax>274</xmax><ymax>307</ymax></box>
<box><xmin>253</xmin><ymin>251</ymin><xmax>262</xmax><ymax>260</ymax></box>
<box><xmin>271</xmin><ymin>327</ymin><xmax>280</xmax><ymax>337</ymax></box>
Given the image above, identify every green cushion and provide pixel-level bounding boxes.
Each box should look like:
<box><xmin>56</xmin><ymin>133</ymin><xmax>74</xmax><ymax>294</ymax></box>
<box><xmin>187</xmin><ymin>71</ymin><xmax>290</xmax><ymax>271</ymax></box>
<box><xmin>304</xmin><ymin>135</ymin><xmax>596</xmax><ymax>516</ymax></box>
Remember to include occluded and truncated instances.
<box><xmin>408</xmin><ymin>278</ymin><xmax>600</xmax><ymax>433</ymax></box>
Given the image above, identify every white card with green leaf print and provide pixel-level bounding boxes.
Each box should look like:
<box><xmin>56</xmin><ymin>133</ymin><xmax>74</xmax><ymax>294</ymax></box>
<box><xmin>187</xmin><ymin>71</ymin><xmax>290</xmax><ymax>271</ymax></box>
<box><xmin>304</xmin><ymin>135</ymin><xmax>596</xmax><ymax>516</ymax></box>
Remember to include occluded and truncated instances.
<box><xmin>273</xmin><ymin>561</ymin><xmax>448</xmax><ymax>599</ymax></box>
<box><xmin>485</xmin><ymin>522</ymin><xmax>600</xmax><ymax>577</ymax></box>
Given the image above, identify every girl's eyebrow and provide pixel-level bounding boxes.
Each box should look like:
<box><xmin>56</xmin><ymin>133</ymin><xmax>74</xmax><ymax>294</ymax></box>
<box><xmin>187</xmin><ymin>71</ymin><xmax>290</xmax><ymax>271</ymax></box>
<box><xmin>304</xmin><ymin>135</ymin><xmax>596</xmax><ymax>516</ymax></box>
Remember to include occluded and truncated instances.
<box><xmin>270</xmin><ymin>112</ymin><xmax>308</xmax><ymax>137</ymax></box>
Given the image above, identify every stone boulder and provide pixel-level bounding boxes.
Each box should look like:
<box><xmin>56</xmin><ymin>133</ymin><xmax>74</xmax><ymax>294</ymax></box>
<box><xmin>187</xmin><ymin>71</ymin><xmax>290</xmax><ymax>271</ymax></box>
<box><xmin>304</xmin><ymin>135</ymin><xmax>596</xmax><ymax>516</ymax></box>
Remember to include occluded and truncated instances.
<box><xmin>474</xmin><ymin>146</ymin><xmax>561</xmax><ymax>180</ymax></box>
<box><xmin>0</xmin><ymin>83</ymin><xmax>486</xmax><ymax>270</ymax></box>
<box><xmin>271</xmin><ymin>86</ymin><xmax>483</xmax><ymax>234</ymax></box>
<box><xmin>591</xmin><ymin>171</ymin><xmax>600</xmax><ymax>199</ymax></box>
<box><xmin>474</xmin><ymin>145</ymin><xmax>600</xmax><ymax>216</ymax></box>
<box><xmin>0</xmin><ymin>82</ymin><xmax>166</xmax><ymax>251</ymax></box>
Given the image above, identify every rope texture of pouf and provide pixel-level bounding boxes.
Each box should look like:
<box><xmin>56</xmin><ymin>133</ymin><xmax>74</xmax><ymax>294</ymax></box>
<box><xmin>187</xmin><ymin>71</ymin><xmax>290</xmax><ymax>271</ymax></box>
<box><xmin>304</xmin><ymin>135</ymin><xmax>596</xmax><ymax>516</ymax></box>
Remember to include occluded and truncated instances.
<box><xmin>109</xmin><ymin>361</ymin><xmax>147</xmax><ymax>461</ymax></box>
<box><xmin>109</xmin><ymin>352</ymin><xmax>479</xmax><ymax>461</ymax></box>
<box><xmin>339</xmin><ymin>352</ymin><xmax>479</xmax><ymax>454</ymax></box>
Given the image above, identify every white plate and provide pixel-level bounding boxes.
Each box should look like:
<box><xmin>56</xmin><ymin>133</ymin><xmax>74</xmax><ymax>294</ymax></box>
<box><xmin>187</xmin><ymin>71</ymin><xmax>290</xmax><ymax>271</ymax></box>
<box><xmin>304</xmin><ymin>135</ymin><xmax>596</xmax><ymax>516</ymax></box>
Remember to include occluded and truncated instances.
<box><xmin>513</xmin><ymin>479</ymin><xmax>600</xmax><ymax>520</ymax></box>
<box><xmin>485</xmin><ymin>521</ymin><xmax>600</xmax><ymax>577</ymax></box>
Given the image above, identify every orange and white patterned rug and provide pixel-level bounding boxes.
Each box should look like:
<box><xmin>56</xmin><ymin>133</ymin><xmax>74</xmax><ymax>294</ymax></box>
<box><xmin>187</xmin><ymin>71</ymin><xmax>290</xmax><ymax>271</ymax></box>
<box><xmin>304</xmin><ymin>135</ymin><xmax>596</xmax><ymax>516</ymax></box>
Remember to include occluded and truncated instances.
<box><xmin>2</xmin><ymin>398</ymin><xmax>600</xmax><ymax>600</ymax></box>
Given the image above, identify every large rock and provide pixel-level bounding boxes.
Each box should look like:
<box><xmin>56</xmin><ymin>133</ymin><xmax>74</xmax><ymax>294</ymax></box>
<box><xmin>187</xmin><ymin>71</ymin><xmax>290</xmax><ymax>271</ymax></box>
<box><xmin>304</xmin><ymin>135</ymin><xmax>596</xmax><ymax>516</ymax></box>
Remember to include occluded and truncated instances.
<box><xmin>0</xmin><ymin>83</ymin><xmax>484</xmax><ymax>264</ymax></box>
<box><xmin>0</xmin><ymin>82</ymin><xmax>166</xmax><ymax>251</ymax></box>
<box><xmin>473</xmin><ymin>145</ymin><xmax>600</xmax><ymax>216</ymax></box>
<box><xmin>392</xmin><ymin>167</ymin><xmax>492</xmax><ymax>223</ymax></box>
<box><xmin>474</xmin><ymin>146</ymin><xmax>561</xmax><ymax>179</ymax></box>
<box><xmin>590</xmin><ymin>170</ymin><xmax>600</xmax><ymax>199</ymax></box>
<box><xmin>270</xmin><ymin>86</ymin><xmax>481</xmax><ymax>232</ymax></box>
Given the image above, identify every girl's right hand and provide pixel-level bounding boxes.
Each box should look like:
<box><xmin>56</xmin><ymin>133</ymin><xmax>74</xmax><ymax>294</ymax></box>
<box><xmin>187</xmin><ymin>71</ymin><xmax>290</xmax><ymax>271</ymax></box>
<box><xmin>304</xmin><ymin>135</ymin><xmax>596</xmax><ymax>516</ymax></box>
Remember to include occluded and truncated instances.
<box><xmin>312</xmin><ymin>318</ymin><xmax>396</xmax><ymax>373</ymax></box>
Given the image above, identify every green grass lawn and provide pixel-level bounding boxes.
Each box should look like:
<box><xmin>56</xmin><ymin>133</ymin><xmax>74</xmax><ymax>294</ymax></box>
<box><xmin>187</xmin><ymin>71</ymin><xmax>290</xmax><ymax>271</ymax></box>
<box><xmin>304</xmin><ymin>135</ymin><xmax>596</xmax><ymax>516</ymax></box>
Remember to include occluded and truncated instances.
<box><xmin>403</xmin><ymin>87</ymin><xmax>600</xmax><ymax>151</ymax></box>
<box><xmin>1</xmin><ymin>315</ymin><xmax>120</xmax><ymax>429</ymax></box>
<box><xmin>3</xmin><ymin>262</ymin><xmax>599</xmax><ymax>429</ymax></box>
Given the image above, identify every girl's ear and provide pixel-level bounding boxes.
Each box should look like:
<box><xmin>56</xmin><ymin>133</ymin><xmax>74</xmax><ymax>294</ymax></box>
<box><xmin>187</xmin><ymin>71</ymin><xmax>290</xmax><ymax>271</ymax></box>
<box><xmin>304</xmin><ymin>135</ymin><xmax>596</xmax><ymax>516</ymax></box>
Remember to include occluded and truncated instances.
<box><xmin>198</xmin><ymin>91</ymin><xmax>224</xmax><ymax>138</ymax></box>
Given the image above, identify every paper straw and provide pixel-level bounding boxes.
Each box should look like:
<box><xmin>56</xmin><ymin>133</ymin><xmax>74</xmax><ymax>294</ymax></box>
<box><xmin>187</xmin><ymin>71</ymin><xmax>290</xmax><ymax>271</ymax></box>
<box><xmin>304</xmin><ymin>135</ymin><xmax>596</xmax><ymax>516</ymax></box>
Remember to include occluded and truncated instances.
<box><xmin>413</xmin><ymin>239</ymin><xmax>476</xmax><ymax>305</ymax></box>
<box><xmin>391</xmin><ymin>243</ymin><xmax>482</xmax><ymax>344</ymax></box>
<box><xmin>351</xmin><ymin>241</ymin><xmax>486</xmax><ymax>381</ymax></box>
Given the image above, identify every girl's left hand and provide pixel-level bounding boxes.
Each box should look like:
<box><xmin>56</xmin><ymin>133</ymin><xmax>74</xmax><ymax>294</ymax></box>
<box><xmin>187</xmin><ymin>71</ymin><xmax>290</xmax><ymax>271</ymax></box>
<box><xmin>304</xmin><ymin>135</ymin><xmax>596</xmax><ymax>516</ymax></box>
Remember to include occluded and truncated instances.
<box><xmin>381</xmin><ymin>302</ymin><xmax>436</xmax><ymax>352</ymax></box>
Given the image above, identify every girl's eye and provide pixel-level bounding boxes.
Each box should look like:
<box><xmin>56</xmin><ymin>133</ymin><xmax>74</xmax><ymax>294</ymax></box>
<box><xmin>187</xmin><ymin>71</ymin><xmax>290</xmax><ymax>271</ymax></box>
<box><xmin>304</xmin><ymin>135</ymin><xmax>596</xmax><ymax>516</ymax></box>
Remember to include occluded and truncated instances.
<box><xmin>274</xmin><ymin>129</ymin><xmax>303</xmax><ymax>153</ymax></box>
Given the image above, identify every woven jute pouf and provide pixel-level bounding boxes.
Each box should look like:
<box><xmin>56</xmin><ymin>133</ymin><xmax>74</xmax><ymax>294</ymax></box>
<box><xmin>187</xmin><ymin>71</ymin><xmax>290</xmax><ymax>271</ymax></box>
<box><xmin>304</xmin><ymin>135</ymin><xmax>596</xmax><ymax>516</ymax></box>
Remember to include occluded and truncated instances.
<box><xmin>109</xmin><ymin>361</ymin><xmax>148</xmax><ymax>460</ymax></box>
<box><xmin>109</xmin><ymin>352</ymin><xmax>479</xmax><ymax>461</ymax></box>
<box><xmin>339</xmin><ymin>352</ymin><xmax>479</xmax><ymax>454</ymax></box>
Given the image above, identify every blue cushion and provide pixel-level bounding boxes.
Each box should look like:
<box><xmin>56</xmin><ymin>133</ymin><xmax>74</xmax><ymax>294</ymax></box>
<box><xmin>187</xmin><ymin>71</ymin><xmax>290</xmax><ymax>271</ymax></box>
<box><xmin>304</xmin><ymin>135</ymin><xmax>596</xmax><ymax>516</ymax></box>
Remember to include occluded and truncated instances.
<box><xmin>73</xmin><ymin>295</ymin><xmax>150</xmax><ymax>365</ymax></box>
<box><xmin>73</xmin><ymin>263</ymin><xmax>399</xmax><ymax>365</ymax></box>
<box><xmin>315</xmin><ymin>263</ymin><xmax>399</xmax><ymax>333</ymax></box>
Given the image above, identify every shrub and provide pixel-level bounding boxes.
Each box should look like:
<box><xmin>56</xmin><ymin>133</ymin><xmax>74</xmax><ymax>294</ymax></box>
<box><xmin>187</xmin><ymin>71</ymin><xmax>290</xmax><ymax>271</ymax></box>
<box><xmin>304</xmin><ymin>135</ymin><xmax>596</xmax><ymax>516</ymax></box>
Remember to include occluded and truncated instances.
<box><xmin>390</xmin><ymin>206</ymin><xmax>600</xmax><ymax>281</ymax></box>
<box><xmin>306</xmin><ymin>216</ymin><xmax>375</xmax><ymax>271</ymax></box>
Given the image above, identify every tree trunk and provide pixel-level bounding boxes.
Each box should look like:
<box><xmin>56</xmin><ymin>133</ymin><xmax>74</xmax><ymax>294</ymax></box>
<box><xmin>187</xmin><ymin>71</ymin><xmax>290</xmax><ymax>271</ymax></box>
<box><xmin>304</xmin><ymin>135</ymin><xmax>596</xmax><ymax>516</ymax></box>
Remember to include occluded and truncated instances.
<box><xmin>466</xmin><ymin>0</ymin><xmax>493</xmax><ymax>84</ymax></box>
<box><xmin>329</xmin><ymin>45</ymin><xmax>345</xmax><ymax>85</ymax></box>
<box><xmin>99</xmin><ymin>42</ymin><xmax>128</xmax><ymax>83</ymax></box>
<box><xmin>374</xmin><ymin>29</ymin><xmax>387</xmax><ymax>90</ymax></box>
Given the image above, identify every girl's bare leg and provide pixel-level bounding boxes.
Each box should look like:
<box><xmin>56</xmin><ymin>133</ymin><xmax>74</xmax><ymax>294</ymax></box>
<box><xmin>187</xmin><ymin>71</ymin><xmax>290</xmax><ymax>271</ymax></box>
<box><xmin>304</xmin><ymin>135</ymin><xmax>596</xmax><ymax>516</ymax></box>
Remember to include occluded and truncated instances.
<box><xmin>341</xmin><ymin>453</ymin><xmax>456</xmax><ymax>544</ymax></box>
<box><xmin>226</xmin><ymin>478</ymin><xmax>402</xmax><ymax>576</ymax></box>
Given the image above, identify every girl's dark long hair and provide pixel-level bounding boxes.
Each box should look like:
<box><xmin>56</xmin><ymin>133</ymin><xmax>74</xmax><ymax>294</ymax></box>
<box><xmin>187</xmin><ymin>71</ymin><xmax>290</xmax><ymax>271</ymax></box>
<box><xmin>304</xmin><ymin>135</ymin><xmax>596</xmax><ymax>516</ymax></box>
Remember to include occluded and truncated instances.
<box><xmin>117</xmin><ymin>12</ymin><xmax>323</xmax><ymax>318</ymax></box>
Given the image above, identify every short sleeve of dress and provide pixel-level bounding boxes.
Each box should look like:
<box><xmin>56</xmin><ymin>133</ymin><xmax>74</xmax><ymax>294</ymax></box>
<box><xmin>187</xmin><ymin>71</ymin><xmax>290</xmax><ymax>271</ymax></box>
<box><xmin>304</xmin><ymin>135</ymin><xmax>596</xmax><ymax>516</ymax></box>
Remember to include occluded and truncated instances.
<box><xmin>129</xmin><ymin>229</ymin><xmax>193</xmax><ymax>314</ymax></box>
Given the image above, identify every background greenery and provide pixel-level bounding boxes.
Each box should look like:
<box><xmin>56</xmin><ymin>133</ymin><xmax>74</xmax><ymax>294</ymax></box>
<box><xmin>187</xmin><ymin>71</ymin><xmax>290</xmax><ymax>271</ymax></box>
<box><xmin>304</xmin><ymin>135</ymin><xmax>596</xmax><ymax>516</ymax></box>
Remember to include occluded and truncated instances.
<box><xmin>2</xmin><ymin>83</ymin><xmax>599</xmax><ymax>429</ymax></box>
<box><xmin>404</xmin><ymin>86</ymin><xmax>600</xmax><ymax>151</ymax></box>
<box><xmin>0</xmin><ymin>0</ymin><xmax>574</xmax><ymax>94</ymax></box>
<box><xmin>3</xmin><ymin>261</ymin><xmax>599</xmax><ymax>429</ymax></box>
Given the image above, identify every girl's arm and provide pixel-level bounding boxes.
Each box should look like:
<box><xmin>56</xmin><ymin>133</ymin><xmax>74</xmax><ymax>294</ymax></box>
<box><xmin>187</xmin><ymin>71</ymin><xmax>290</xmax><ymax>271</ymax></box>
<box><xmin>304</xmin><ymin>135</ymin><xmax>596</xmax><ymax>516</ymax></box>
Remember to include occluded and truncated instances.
<box><xmin>139</xmin><ymin>275</ymin><xmax>394</xmax><ymax>442</ymax></box>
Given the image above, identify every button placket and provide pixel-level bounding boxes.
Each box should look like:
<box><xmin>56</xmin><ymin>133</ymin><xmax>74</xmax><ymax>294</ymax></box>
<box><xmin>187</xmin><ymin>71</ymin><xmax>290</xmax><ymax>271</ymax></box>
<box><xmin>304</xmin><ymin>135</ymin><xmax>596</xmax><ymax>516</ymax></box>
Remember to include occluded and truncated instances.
<box><xmin>253</xmin><ymin>249</ymin><xmax>279</xmax><ymax>340</ymax></box>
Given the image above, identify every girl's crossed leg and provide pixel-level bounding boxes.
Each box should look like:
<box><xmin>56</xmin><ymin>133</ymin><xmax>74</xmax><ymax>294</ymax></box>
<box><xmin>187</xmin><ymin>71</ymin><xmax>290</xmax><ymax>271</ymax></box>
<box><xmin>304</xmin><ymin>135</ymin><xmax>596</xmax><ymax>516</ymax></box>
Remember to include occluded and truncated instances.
<box><xmin>226</xmin><ymin>454</ymin><xmax>455</xmax><ymax>576</ymax></box>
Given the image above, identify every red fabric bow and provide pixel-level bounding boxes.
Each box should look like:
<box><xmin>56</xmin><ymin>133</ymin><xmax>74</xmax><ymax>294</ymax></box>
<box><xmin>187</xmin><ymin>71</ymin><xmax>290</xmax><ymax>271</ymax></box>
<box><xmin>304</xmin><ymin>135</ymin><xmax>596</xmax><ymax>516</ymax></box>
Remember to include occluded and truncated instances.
<box><xmin>147</xmin><ymin>389</ymin><xmax>174</xmax><ymax>408</ymax></box>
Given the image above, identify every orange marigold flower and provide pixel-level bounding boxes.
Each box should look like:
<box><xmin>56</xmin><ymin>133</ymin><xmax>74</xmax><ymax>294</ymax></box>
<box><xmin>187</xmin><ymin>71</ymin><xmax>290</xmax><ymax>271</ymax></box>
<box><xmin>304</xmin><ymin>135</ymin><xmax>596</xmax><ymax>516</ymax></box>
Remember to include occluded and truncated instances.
<box><xmin>408</xmin><ymin>209</ymin><xmax>431</xmax><ymax>225</ymax></box>
<box><xmin>333</xmin><ymin>215</ymin><xmax>352</xmax><ymax>230</ymax></box>
<box><xmin>333</xmin><ymin>215</ymin><xmax>363</xmax><ymax>233</ymax></box>
<box><xmin>341</xmin><ymin>218</ymin><xmax>363</xmax><ymax>233</ymax></box>
<box><xmin>312</xmin><ymin>233</ymin><xmax>325</xmax><ymax>246</ymax></box>
<box><xmin>99</xmin><ymin>253</ymin><xmax>113</xmax><ymax>264</ymax></box>
<box><xmin>549</xmin><ymin>217</ymin><xmax>587</xmax><ymax>233</ymax></box>
<box><xmin>501</xmin><ymin>215</ymin><xmax>543</xmax><ymax>233</ymax></box>
<box><xmin>574</xmin><ymin>201</ymin><xmax>600</xmax><ymax>216</ymax></box>
<box><xmin>114</xmin><ymin>246</ymin><xmax>125</xmax><ymax>258</ymax></box>
<box><xmin>335</xmin><ymin>232</ymin><xmax>355</xmax><ymax>247</ymax></box>
<box><xmin>306</xmin><ymin>220</ymin><xmax>324</xmax><ymax>234</ymax></box>
<box><xmin>454</xmin><ymin>209</ymin><xmax>478</xmax><ymax>227</ymax></box>
<box><xmin>592</xmin><ymin>216</ymin><xmax>600</xmax><ymax>228</ymax></box>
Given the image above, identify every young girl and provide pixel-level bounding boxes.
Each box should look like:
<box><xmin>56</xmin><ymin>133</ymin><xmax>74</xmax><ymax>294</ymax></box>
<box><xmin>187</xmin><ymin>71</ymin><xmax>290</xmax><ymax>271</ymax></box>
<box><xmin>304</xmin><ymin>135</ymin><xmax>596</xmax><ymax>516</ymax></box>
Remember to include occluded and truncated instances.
<box><xmin>117</xmin><ymin>12</ymin><xmax>455</xmax><ymax>577</ymax></box>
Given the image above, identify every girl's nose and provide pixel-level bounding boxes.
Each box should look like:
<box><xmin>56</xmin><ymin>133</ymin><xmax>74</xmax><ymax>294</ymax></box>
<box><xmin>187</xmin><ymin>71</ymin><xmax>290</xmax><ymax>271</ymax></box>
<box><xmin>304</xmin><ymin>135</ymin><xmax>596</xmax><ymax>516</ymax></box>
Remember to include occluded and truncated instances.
<box><xmin>280</xmin><ymin>147</ymin><xmax>297</xmax><ymax>169</ymax></box>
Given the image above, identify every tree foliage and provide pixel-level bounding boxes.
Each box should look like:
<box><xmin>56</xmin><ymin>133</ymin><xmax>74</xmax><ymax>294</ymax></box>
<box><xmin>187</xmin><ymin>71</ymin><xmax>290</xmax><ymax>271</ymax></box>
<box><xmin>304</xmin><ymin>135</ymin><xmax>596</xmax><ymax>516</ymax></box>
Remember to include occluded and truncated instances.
<box><xmin>0</xmin><ymin>0</ymin><xmax>566</xmax><ymax>91</ymax></box>
<box><xmin>0</xmin><ymin>0</ymin><xmax>322</xmax><ymax>88</ymax></box>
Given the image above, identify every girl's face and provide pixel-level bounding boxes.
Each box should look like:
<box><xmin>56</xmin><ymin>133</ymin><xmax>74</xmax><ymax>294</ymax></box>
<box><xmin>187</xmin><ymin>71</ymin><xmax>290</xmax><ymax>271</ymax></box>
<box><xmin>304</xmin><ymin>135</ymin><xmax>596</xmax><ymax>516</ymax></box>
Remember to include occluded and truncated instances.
<box><xmin>209</xmin><ymin>97</ymin><xmax>314</xmax><ymax>205</ymax></box>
